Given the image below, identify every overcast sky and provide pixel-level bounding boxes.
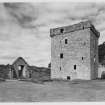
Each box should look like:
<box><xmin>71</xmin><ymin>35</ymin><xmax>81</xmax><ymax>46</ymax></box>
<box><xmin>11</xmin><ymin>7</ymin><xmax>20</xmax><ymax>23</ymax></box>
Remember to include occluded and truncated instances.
<box><xmin>0</xmin><ymin>2</ymin><xmax>105</xmax><ymax>66</ymax></box>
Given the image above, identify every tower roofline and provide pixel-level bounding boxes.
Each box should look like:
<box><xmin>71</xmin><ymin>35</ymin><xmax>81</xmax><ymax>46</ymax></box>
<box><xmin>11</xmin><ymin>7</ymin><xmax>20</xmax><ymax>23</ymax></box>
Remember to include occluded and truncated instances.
<box><xmin>50</xmin><ymin>21</ymin><xmax>100</xmax><ymax>38</ymax></box>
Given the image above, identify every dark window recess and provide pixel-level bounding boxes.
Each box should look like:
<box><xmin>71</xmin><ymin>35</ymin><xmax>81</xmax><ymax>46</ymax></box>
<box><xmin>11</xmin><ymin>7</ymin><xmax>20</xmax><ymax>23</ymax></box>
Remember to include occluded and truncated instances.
<box><xmin>60</xmin><ymin>28</ymin><xmax>64</xmax><ymax>33</ymax></box>
<box><xmin>60</xmin><ymin>53</ymin><xmax>63</xmax><ymax>58</ymax></box>
<box><xmin>60</xmin><ymin>67</ymin><xmax>61</xmax><ymax>71</ymax></box>
<box><xmin>74</xmin><ymin>65</ymin><xmax>76</xmax><ymax>70</ymax></box>
<box><xmin>65</xmin><ymin>39</ymin><xmax>68</xmax><ymax>44</ymax></box>
<box><xmin>82</xmin><ymin>57</ymin><xmax>83</xmax><ymax>60</ymax></box>
<box><xmin>83</xmin><ymin>42</ymin><xmax>86</xmax><ymax>45</ymax></box>
<box><xmin>67</xmin><ymin>76</ymin><xmax>70</xmax><ymax>80</ymax></box>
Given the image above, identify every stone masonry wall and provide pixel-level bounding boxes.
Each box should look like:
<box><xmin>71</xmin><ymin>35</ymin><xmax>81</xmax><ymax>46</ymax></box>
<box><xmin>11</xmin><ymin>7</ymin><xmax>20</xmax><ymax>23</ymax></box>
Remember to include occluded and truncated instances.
<box><xmin>51</xmin><ymin>21</ymin><xmax>99</xmax><ymax>80</ymax></box>
<box><xmin>90</xmin><ymin>30</ymin><xmax>99</xmax><ymax>79</ymax></box>
<box><xmin>51</xmin><ymin>28</ymin><xmax>91</xmax><ymax>80</ymax></box>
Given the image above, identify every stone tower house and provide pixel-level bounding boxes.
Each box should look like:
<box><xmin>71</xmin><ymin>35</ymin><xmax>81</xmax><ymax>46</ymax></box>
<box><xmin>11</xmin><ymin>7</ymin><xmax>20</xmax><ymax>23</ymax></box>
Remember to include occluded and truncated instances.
<box><xmin>50</xmin><ymin>21</ymin><xmax>100</xmax><ymax>80</ymax></box>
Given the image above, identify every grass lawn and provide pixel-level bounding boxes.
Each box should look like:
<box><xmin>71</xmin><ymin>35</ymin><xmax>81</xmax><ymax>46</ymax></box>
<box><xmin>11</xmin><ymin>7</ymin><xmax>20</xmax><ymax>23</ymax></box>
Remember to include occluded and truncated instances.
<box><xmin>0</xmin><ymin>79</ymin><xmax>105</xmax><ymax>102</ymax></box>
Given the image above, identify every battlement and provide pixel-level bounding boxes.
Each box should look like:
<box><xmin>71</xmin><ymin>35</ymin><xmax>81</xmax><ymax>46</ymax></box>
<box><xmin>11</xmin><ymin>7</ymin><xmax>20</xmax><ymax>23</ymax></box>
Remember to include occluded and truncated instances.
<box><xmin>50</xmin><ymin>21</ymin><xmax>100</xmax><ymax>38</ymax></box>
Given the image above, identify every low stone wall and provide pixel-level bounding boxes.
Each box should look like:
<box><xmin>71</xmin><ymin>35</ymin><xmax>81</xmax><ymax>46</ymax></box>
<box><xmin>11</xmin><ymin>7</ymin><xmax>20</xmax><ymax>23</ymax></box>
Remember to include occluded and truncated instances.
<box><xmin>31</xmin><ymin>68</ymin><xmax>51</xmax><ymax>81</ymax></box>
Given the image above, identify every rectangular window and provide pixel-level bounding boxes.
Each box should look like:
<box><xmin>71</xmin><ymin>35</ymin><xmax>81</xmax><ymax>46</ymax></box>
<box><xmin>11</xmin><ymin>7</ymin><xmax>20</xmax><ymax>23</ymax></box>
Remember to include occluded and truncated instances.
<box><xmin>60</xmin><ymin>28</ymin><xmax>64</xmax><ymax>33</ymax></box>
<box><xmin>60</xmin><ymin>53</ymin><xmax>63</xmax><ymax>58</ymax></box>
<box><xmin>65</xmin><ymin>39</ymin><xmax>68</xmax><ymax>44</ymax></box>
<box><xmin>67</xmin><ymin>76</ymin><xmax>70</xmax><ymax>80</ymax></box>
<box><xmin>60</xmin><ymin>67</ymin><xmax>61</xmax><ymax>71</ymax></box>
<box><xmin>82</xmin><ymin>57</ymin><xmax>83</xmax><ymax>60</ymax></box>
<box><xmin>94</xmin><ymin>55</ymin><xmax>96</xmax><ymax>62</ymax></box>
<box><xmin>74</xmin><ymin>65</ymin><xmax>76</xmax><ymax>70</ymax></box>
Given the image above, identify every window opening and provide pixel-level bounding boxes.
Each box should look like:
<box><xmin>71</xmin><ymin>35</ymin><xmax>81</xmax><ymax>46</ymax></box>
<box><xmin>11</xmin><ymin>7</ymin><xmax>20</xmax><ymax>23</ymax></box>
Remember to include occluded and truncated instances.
<box><xmin>60</xmin><ymin>67</ymin><xmax>61</xmax><ymax>71</ymax></box>
<box><xmin>82</xmin><ymin>57</ymin><xmax>83</xmax><ymax>60</ymax></box>
<box><xmin>60</xmin><ymin>53</ymin><xmax>63</xmax><ymax>58</ymax></box>
<box><xmin>67</xmin><ymin>76</ymin><xmax>70</xmax><ymax>80</ymax></box>
<box><xmin>60</xmin><ymin>28</ymin><xmax>64</xmax><ymax>33</ymax></box>
<box><xmin>74</xmin><ymin>65</ymin><xmax>76</xmax><ymax>70</ymax></box>
<box><xmin>65</xmin><ymin>39</ymin><xmax>68</xmax><ymax>44</ymax></box>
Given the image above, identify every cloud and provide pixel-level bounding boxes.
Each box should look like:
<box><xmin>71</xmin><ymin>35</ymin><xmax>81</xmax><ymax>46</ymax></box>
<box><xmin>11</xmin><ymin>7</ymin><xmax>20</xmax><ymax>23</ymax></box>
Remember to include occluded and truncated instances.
<box><xmin>0</xmin><ymin>2</ymin><xmax>104</xmax><ymax>67</ymax></box>
<box><xmin>4</xmin><ymin>3</ymin><xmax>38</xmax><ymax>29</ymax></box>
<box><xmin>32</xmin><ymin>2</ymin><xmax>105</xmax><ymax>44</ymax></box>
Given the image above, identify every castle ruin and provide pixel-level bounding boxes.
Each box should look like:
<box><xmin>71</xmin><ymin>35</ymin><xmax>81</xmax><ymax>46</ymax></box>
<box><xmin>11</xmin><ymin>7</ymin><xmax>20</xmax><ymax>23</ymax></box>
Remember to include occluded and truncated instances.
<box><xmin>50</xmin><ymin>21</ymin><xmax>100</xmax><ymax>80</ymax></box>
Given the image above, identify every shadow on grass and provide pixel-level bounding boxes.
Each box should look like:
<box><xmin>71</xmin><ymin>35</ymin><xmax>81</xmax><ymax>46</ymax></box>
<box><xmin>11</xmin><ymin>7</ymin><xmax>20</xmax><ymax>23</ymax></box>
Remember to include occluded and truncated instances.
<box><xmin>18</xmin><ymin>79</ymin><xmax>45</xmax><ymax>84</ymax></box>
<box><xmin>15</xmin><ymin>78</ymin><xmax>105</xmax><ymax>85</ymax></box>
